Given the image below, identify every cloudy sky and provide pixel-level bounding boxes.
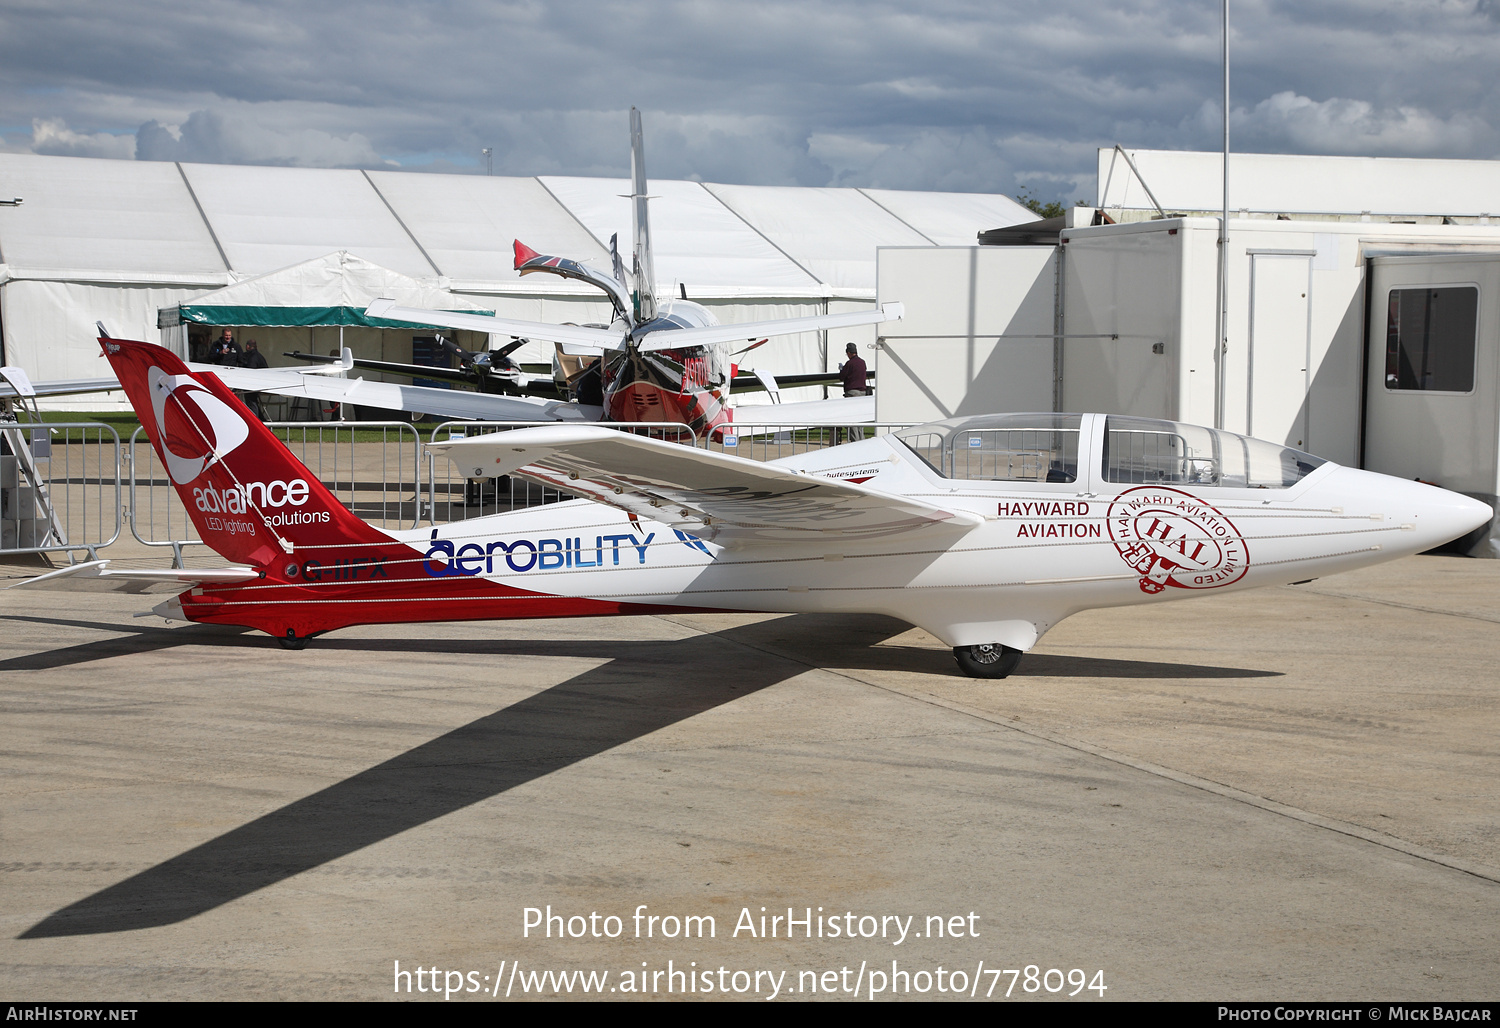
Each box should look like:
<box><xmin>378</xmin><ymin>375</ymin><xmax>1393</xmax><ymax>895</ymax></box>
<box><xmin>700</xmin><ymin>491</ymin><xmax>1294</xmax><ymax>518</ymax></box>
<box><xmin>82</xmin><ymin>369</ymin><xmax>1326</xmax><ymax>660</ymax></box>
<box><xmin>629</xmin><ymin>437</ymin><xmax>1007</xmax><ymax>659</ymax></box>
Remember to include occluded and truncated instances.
<box><xmin>1</xmin><ymin>0</ymin><xmax>1496</xmax><ymax>204</ymax></box>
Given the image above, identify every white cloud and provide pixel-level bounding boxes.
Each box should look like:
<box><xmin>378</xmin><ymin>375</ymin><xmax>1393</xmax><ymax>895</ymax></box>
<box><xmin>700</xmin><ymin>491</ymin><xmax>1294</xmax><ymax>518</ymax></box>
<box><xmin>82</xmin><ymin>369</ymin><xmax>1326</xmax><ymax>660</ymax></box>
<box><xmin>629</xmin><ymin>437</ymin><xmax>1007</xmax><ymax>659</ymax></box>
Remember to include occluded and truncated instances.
<box><xmin>135</xmin><ymin>108</ymin><xmax>387</xmax><ymax>167</ymax></box>
<box><xmin>1231</xmin><ymin>91</ymin><xmax>1498</xmax><ymax>158</ymax></box>
<box><xmin>29</xmin><ymin>117</ymin><xmax>135</xmax><ymax>159</ymax></box>
<box><xmin>0</xmin><ymin>0</ymin><xmax>1496</xmax><ymax>203</ymax></box>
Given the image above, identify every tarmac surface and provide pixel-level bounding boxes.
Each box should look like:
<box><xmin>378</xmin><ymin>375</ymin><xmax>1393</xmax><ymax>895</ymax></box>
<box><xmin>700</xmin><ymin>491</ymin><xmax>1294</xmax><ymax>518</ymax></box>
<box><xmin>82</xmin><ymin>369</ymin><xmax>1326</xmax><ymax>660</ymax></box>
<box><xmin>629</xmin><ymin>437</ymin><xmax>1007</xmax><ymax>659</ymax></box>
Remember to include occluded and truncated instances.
<box><xmin>0</xmin><ymin>552</ymin><xmax>1496</xmax><ymax>1001</ymax></box>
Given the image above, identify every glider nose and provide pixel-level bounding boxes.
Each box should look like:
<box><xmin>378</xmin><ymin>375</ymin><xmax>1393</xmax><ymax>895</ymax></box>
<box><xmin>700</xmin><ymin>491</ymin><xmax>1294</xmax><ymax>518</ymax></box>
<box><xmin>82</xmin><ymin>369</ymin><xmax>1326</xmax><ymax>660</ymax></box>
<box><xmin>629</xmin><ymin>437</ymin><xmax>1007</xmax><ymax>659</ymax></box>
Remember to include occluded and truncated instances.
<box><xmin>1403</xmin><ymin>480</ymin><xmax>1492</xmax><ymax>551</ymax></box>
<box><xmin>1328</xmin><ymin>468</ymin><xmax>1493</xmax><ymax>553</ymax></box>
<box><xmin>1434</xmin><ymin>490</ymin><xmax>1495</xmax><ymax>550</ymax></box>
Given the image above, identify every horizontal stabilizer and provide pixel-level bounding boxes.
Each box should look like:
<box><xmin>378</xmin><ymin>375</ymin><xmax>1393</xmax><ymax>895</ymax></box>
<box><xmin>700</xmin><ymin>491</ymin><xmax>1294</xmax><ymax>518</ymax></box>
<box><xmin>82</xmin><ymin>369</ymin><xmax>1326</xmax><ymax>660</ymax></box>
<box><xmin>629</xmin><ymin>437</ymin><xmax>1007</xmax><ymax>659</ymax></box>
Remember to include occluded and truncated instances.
<box><xmin>7</xmin><ymin>560</ymin><xmax>259</xmax><ymax>595</ymax></box>
<box><xmin>731</xmin><ymin>393</ymin><xmax>874</xmax><ymax>429</ymax></box>
<box><xmin>633</xmin><ymin>303</ymin><xmax>904</xmax><ymax>351</ymax></box>
<box><xmin>514</xmin><ymin>239</ymin><xmax>633</xmax><ymax>317</ymax></box>
<box><xmin>364</xmin><ymin>299</ymin><xmax>623</xmax><ymax>350</ymax></box>
<box><xmin>429</xmin><ymin>424</ymin><xmax>979</xmax><ymax>544</ymax></box>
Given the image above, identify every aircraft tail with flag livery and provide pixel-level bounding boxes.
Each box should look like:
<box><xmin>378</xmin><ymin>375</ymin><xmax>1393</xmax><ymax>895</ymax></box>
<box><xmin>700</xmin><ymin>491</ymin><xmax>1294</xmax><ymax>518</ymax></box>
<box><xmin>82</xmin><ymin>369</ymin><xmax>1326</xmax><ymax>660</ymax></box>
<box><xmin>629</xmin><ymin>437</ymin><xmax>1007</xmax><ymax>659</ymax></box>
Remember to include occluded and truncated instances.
<box><xmin>80</xmin><ymin>336</ymin><xmax>682</xmax><ymax>646</ymax></box>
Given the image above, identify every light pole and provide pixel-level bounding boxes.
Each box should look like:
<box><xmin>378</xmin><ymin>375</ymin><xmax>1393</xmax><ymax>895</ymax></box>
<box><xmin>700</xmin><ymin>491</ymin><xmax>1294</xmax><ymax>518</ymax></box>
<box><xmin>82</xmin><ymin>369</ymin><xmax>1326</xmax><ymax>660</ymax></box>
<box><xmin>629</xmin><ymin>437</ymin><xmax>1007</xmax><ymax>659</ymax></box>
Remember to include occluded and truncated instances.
<box><xmin>481</xmin><ymin>148</ymin><xmax>493</xmax><ymax>176</ymax></box>
<box><xmin>0</xmin><ymin>196</ymin><xmax>18</xmax><ymax>362</ymax></box>
<box><xmin>1213</xmin><ymin>0</ymin><xmax>1229</xmax><ymax>430</ymax></box>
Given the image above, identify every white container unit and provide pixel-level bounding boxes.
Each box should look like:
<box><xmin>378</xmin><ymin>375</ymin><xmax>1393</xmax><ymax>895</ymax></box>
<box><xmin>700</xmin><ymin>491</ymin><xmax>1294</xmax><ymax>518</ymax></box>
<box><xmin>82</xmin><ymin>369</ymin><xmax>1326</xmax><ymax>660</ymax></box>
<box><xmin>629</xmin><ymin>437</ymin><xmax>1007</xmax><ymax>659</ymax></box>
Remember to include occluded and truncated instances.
<box><xmin>874</xmin><ymin>245</ymin><xmax>1059</xmax><ymax>424</ymax></box>
<box><xmin>1363</xmin><ymin>253</ymin><xmax>1500</xmax><ymax>556</ymax></box>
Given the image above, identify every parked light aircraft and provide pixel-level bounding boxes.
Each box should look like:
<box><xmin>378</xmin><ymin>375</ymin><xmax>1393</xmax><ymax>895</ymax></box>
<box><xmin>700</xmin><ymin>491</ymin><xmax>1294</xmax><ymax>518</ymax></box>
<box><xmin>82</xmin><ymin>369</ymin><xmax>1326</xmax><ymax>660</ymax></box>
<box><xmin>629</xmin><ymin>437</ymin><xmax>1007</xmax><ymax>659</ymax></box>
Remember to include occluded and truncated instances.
<box><xmin>10</xmin><ymin>335</ymin><xmax>1492</xmax><ymax>678</ymax></box>
<box><xmin>209</xmin><ymin>108</ymin><xmax>896</xmax><ymax>434</ymax></box>
<box><xmin>281</xmin><ymin>326</ymin><xmax>868</xmax><ymax>412</ymax></box>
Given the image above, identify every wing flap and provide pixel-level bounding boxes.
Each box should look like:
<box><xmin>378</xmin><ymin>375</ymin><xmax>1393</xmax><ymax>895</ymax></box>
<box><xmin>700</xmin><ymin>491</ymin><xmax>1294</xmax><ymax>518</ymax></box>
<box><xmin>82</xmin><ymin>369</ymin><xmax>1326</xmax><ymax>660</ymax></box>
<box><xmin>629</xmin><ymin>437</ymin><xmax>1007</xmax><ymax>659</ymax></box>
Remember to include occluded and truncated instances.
<box><xmin>430</xmin><ymin>425</ymin><xmax>979</xmax><ymax>544</ymax></box>
<box><xmin>1</xmin><ymin>369</ymin><xmax>119</xmax><ymax>399</ymax></box>
<box><xmin>195</xmin><ymin>364</ymin><xmax>573</xmax><ymax>422</ymax></box>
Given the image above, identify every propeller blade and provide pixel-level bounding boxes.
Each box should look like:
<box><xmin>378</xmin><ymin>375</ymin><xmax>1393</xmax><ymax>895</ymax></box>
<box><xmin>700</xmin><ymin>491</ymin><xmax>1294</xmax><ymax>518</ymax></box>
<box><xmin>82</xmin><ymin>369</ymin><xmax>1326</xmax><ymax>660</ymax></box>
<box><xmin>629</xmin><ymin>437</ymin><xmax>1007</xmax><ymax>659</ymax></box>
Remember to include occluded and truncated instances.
<box><xmin>437</xmin><ymin>334</ymin><xmax>473</xmax><ymax>365</ymax></box>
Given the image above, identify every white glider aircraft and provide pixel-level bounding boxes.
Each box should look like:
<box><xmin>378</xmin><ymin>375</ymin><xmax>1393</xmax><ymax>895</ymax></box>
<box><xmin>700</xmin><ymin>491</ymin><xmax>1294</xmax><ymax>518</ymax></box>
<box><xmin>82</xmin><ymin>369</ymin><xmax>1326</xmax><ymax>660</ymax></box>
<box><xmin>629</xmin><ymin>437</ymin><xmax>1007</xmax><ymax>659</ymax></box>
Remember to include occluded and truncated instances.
<box><xmin>11</xmin><ymin>335</ymin><xmax>1492</xmax><ymax>679</ymax></box>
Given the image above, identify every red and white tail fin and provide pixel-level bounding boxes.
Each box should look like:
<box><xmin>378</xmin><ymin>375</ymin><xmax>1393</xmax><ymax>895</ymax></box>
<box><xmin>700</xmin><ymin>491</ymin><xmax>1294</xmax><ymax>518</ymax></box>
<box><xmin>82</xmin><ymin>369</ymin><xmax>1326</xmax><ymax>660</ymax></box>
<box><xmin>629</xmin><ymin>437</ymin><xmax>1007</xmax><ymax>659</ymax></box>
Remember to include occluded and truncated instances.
<box><xmin>100</xmin><ymin>336</ymin><xmax>389</xmax><ymax>567</ymax></box>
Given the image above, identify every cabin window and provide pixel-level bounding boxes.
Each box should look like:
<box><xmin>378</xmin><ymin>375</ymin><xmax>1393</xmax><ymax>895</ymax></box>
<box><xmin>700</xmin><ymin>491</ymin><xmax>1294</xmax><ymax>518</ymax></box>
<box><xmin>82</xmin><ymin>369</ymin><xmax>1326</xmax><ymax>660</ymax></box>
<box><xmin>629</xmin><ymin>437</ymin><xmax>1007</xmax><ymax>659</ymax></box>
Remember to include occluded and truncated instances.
<box><xmin>895</xmin><ymin>414</ymin><xmax>1081</xmax><ymax>483</ymax></box>
<box><xmin>1385</xmin><ymin>286</ymin><xmax>1477</xmax><ymax>393</ymax></box>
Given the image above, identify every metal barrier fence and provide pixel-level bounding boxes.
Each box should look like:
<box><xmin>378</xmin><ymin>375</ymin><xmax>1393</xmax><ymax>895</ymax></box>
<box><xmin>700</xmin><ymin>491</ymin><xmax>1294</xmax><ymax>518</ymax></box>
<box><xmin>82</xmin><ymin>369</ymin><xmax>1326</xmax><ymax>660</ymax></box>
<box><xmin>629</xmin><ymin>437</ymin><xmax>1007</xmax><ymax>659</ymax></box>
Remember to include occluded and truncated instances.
<box><xmin>422</xmin><ymin>421</ymin><xmax>920</xmax><ymax>522</ymax></box>
<box><xmin>4</xmin><ymin>418</ymin><xmax>919</xmax><ymax>565</ymax></box>
<box><xmin>0</xmin><ymin>421</ymin><xmax>122</xmax><ymax>562</ymax></box>
<box><xmin>425</xmin><ymin>420</ymin><xmax>698</xmax><ymax>524</ymax></box>
<box><xmin>697</xmin><ymin>422</ymin><xmax>913</xmax><ymax>459</ymax></box>
<box><xmin>267</xmin><ymin>421</ymin><xmax>423</xmax><ymax>530</ymax></box>
<box><xmin>127</xmin><ymin>422</ymin><xmax>424</xmax><ymax>565</ymax></box>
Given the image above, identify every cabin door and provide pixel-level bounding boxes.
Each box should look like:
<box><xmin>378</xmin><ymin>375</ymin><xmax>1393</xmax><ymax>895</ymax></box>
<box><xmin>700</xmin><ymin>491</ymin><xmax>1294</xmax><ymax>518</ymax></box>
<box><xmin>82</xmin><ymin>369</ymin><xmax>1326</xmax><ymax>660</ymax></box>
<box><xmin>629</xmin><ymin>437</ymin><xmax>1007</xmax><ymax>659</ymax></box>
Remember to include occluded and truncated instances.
<box><xmin>1246</xmin><ymin>252</ymin><xmax>1313</xmax><ymax>448</ymax></box>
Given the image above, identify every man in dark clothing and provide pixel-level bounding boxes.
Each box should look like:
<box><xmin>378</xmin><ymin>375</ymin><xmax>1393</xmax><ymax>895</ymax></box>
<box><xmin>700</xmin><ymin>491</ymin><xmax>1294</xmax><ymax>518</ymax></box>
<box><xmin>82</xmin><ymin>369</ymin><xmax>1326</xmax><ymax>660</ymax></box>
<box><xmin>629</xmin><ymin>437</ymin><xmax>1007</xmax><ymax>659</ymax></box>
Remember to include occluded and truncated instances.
<box><xmin>210</xmin><ymin>328</ymin><xmax>241</xmax><ymax>366</ymax></box>
<box><xmin>840</xmin><ymin>342</ymin><xmax>867</xmax><ymax>395</ymax></box>
<box><xmin>238</xmin><ymin>338</ymin><xmax>268</xmax><ymax>369</ymax></box>
<box><xmin>838</xmin><ymin>342</ymin><xmax>868</xmax><ymax>443</ymax></box>
<box><xmin>236</xmin><ymin>338</ymin><xmax>269</xmax><ymax>421</ymax></box>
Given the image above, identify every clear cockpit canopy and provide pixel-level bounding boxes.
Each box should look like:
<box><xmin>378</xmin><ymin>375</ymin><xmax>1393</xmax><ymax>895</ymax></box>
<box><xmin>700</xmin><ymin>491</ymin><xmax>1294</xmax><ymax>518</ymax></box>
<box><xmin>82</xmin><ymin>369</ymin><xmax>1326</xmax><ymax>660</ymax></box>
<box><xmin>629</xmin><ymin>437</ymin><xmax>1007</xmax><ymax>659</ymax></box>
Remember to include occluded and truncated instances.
<box><xmin>895</xmin><ymin>414</ymin><xmax>1083</xmax><ymax>483</ymax></box>
<box><xmin>1101</xmin><ymin>415</ymin><xmax>1325</xmax><ymax>488</ymax></box>
<box><xmin>893</xmin><ymin>413</ymin><xmax>1327</xmax><ymax>488</ymax></box>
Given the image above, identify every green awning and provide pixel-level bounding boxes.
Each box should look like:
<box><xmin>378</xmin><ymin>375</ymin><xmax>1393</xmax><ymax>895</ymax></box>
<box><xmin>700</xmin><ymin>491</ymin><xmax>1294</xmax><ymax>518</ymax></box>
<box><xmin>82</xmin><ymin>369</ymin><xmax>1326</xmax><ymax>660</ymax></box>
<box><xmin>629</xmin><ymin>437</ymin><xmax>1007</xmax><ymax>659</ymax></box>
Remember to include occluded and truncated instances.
<box><xmin>176</xmin><ymin>304</ymin><xmax>494</xmax><ymax>330</ymax></box>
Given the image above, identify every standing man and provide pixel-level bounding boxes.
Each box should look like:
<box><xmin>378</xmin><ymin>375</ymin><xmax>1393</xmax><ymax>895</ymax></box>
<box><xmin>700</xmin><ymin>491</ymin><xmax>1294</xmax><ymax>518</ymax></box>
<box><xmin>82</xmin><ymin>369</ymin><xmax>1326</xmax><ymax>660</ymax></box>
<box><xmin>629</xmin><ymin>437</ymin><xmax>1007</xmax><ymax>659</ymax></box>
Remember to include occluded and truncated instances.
<box><xmin>238</xmin><ymin>337</ymin><xmax>268</xmax><ymax>370</ymax></box>
<box><xmin>324</xmin><ymin>348</ymin><xmax>345</xmax><ymax>421</ymax></box>
<box><xmin>838</xmin><ymin>341</ymin><xmax>868</xmax><ymax>444</ymax></box>
<box><xmin>236</xmin><ymin>338</ymin><xmax>268</xmax><ymax>420</ymax></box>
<box><xmin>210</xmin><ymin>328</ymin><xmax>241</xmax><ymax>366</ymax></box>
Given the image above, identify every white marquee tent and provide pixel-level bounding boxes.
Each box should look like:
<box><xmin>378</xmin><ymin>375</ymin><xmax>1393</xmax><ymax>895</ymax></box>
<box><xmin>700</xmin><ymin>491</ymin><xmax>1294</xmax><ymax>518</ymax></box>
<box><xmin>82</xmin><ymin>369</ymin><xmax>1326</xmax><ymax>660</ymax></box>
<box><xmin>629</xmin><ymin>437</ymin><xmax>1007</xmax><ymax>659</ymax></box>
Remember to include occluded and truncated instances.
<box><xmin>0</xmin><ymin>152</ymin><xmax>1035</xmax><ymax>407</ymax></box>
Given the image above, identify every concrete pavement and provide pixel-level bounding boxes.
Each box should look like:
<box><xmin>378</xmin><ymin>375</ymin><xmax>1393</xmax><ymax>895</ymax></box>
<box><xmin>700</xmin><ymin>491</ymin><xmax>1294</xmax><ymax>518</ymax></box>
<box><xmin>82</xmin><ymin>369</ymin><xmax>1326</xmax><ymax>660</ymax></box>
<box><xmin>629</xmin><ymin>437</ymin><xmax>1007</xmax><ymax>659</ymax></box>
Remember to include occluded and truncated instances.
<box><xmin>0</xmin><ymin>554</ymin><xmax>1496</xmax><ymax>1000</ymax></box>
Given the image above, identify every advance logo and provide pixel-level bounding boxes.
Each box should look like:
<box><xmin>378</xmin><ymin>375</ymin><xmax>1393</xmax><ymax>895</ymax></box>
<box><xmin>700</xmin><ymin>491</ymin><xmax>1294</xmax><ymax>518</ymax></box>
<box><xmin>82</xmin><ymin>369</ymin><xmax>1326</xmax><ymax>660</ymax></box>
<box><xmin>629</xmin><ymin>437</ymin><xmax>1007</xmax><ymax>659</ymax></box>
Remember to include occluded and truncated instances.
<box><xmin>148</xmin><ymin>366</ymin><xmax>249</xmax><ymax>485</ymax></box>
<box><xmin>192</xmin><ymin>479</ymin><xmax>331</xmax><ymax>527</ymax></box>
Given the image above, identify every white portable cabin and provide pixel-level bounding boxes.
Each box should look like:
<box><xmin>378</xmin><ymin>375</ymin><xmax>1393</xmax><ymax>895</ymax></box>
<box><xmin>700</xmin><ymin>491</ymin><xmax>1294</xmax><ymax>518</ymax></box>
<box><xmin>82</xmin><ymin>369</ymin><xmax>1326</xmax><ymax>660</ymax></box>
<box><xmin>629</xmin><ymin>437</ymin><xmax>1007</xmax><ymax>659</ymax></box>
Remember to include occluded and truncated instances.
<box><xmin>1058</xmin><ymin>218</ymin><xmax>1500</xmax><ymax>557</ymax></box>
<box><xmin>1362</xmin><ymin>252</ymin><xmax>1500</xmax><ymax>555</ymax></box>
<box><xmin>874</xmin><ymin>245</ymin><xmax>1060</xmax><ymax>421</ymax></box>
<box><xmin>876</xmin><ymin>216</ymin><xmax>1500</xmax><ymax>555</ymax></box>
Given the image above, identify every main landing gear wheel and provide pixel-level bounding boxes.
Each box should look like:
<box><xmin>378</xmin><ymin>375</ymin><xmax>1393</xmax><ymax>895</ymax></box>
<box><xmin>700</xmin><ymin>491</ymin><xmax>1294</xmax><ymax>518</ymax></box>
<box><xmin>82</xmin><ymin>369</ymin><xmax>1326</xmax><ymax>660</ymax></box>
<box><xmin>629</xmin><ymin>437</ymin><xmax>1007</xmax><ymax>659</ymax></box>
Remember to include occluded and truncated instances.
<box><xmin>953</xmin><ymin>643</ymin><xmax>1023</xmax><ymax>679</ymax></box>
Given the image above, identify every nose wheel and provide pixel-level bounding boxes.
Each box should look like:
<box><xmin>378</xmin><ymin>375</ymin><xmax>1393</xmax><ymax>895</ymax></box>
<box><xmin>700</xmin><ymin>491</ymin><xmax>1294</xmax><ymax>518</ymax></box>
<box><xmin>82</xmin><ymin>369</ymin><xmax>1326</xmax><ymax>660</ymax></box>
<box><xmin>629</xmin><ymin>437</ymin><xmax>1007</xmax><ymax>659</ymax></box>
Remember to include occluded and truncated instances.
<box><xmin>953</xmin><ymin>643</ymin><xmax>1023</xmax><ymax>679</ymax></box>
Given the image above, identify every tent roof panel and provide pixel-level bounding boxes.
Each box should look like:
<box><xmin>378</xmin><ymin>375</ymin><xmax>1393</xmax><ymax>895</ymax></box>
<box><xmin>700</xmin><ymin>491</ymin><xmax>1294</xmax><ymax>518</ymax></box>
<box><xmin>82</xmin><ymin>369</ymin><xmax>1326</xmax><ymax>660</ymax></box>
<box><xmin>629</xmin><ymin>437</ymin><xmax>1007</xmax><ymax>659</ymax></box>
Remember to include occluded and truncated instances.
<box><xmin>186</xmin><ymin>250</ymin><xmax>481</xmax><ymax>307</ymax></box>
<box><xmin>177</xmin><ymin>251</ymin><xmax>491</xmax><ymax>327</ymax></box>
<box><xmin>180</xmin><ymin>163</ymin><xmax>435</xmax><ymax>278</ymax></box>
<box><xmin>859</xmin><ymin>188</ymin><xmax>1038</xmax><ymax>245</ymax></box>
<box><xmin>366</xmin><ymin>171</ymin><xmax>607</xmax><ymax>282</ymax></box>
<box><xmin>539</xmin><ymin>176</ymin><xmax>825</xmax><ymax>297</ymax></box>
<box><xmin>704</xmin><ymin>184</ymin><xmax>932</xmax><ymax>291</ymax></box>
<box><xmin>0</xmin><ymin>151</ymin><xmax>1037</xmax><ymax>299</ymax></box>
<box><xmin>0</xmin><ymin>154</ymin><xmax>225</xmax><ymax>277</ymax></box>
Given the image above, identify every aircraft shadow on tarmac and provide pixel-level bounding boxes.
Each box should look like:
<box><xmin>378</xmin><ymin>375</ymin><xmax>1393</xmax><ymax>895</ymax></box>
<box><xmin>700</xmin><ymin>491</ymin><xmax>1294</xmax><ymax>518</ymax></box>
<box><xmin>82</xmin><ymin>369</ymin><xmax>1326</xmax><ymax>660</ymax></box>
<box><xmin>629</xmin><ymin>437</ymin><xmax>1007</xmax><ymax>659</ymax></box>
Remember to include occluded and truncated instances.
<box><xmin>9</xmin><ymin>611</ymin><xmax>1278</xmax><ymax>938</ymax></box>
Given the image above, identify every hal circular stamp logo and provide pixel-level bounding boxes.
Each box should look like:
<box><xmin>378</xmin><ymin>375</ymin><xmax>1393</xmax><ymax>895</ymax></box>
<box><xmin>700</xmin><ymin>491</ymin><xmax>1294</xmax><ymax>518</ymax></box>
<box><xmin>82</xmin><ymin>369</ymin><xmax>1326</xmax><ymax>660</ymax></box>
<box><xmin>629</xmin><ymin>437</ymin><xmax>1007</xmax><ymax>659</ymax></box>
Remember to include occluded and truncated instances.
<box><xmin>1107</xmin><ymin>487</ymin><xmax>1249</xmax><ymax>594</ymax></box>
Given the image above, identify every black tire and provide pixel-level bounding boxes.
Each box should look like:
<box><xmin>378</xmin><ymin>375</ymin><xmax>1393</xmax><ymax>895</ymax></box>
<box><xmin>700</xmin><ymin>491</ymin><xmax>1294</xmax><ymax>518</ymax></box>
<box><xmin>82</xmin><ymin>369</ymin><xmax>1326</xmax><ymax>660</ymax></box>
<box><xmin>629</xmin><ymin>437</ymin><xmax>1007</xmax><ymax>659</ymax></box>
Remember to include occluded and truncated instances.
<box><xmin>952</xmin><ymin>643</ymin><xmax>1023</xmax><ymax>679</ymax></box>
<box><xmin>277</xmin><ymin>631</ymin><xmax>311</xmax><ymax>650</ymax></box>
